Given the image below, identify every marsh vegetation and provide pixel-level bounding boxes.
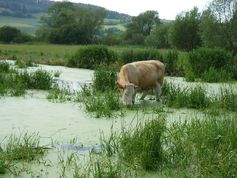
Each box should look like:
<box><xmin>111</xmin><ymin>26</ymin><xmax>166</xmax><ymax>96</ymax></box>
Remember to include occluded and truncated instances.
<box><xmin>0</xmin><ymin>44</ymin><xmax>237</xmax><ymax>177</ymax></box>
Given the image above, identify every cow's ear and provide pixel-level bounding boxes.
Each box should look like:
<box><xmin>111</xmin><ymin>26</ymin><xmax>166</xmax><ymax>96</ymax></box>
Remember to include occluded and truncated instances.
<box><xmin>116</xmin><ymin>80</ymin><xmax>125</xmax><ymax>89</ymax></box>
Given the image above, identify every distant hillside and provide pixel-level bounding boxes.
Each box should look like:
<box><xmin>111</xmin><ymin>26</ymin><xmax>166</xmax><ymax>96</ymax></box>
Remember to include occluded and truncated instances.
<box><xmin>0</xmin><ymin>0</ymin><xmax>131</xmax><ymax>20</ymax></box>
<box><xmin>0</xmin><ymin>0</ymin><xmax>50</xmax><ymax>18</ymax></box>
<box><xmin>0</xmin><ymin>0</ymin><xmax>133</xmax><ymax>34</ymax></box>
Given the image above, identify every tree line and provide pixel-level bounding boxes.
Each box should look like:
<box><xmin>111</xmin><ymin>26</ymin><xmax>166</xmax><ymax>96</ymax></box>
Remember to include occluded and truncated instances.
<box><xmin>0</xmin><ymin>0</ymin><xmax>236</xmax><ymax>53</ymax></box>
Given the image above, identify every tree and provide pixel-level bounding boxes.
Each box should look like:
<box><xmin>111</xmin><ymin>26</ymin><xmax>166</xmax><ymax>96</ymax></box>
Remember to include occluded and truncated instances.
<box><xmin>0</xmin><ymin>26</ymin><xmax>32</xmax><ymax>43</ymax></box>
<box><xmin>200</xmin><ymin>9</ymin><xmax>226</xmax><ymax>48</ymax></box>
<box><xmin>207</xmin><ymin>0</ymin><xmax>237</xmax><ymax>53</ymax></box>
<box><xmin>170</xmin><ymin>7</ymin><xmax>201</xmax><ymax>50</ymax></box>
<box><xmin>145</xmin><ymin>24</ymin><xmax>171</xmax><ymax>48</ymax></box>
<box><xmin>39</xmin><ymin>1</ymin><xmax>106</xmax><ymax>44</ymax></box>
<box><xmin>124</xmin><ymin>10</ymin><xmax>160</xmax><ymax>44</ymax></box>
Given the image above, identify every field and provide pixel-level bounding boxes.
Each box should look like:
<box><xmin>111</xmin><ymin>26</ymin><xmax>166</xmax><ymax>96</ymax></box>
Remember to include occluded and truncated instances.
<box><xmin>0</xmin><ymin>44</ymin><xmax>236</xmax><ymax>177</ymax></box>
<box><xmin>0</xmin><ymin>13</ymin><xmax>43</xmax><ymax>34</ymax></box>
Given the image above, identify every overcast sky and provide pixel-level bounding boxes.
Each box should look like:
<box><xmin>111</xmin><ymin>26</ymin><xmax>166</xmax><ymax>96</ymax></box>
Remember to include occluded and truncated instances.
<box><xmin>52</xmin><ymin>0</ymin><xmax>211</xmax><ymax>20</ymax></box>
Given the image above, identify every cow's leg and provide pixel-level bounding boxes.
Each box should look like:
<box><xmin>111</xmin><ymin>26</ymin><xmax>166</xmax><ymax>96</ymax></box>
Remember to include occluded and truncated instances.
<box><xmin>132</xmin><ymin>92</ymin><xmax>136</xmax><ymax>104</ymax></box>
<box><xmin>155</xmin><ymin>82</ymin><xmax>161</xmax><ymax>102</ymax></box>
<box><xmin>140</xmin><ymin>91</ymin><xmax>147</xmax><ymax>100</ymax></box>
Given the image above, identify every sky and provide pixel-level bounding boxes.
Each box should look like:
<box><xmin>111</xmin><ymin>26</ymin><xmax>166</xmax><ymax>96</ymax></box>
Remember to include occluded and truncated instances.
<box><xmin>52</xmin><ymin>0</ymin><xmax>211</xmax><ymax>20</ymax></box>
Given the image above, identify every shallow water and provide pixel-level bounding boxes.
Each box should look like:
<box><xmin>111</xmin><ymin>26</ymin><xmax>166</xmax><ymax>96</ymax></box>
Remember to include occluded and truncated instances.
<box><xmin>0</xmin><ymin>62</ymin><xmax>237</xmax><ymax>177</ymax></box>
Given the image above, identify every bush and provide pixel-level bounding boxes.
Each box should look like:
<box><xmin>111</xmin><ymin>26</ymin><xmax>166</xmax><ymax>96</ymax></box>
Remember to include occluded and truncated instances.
<box><xmin>120</xmin><ymin>48</ymin><xmax>163</xmax><ymax>64</ymax></box>
<box><xmin>0</xmin><ymin>26</ymin><xmax>20</xmax><ymax>43</ymax></box>
<box><xmin>0</xmin><ymin>26</ymin><xmax>32</xmax><ymax>43</ymax></box>
<box><xmin>67</xmin><ymin>45</ymin><xmax>118</xmax><ymax>69</ymax></box>
<box><xmin>187</xmin><ymin>48</ymin><xmax>235</xmax><ymax>81</ymax></box>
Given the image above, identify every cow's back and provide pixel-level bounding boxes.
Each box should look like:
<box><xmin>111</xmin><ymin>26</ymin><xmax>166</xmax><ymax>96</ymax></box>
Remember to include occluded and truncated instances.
<box><xmin>124</xmin><ymin>60</ymin><xmax>165</xmax><ymax>90</ymax></box>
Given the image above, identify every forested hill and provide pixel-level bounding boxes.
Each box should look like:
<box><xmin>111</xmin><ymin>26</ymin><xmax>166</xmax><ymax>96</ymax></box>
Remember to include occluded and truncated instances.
<box><xmin>0</xmin><ymin>0</ymin><xmax>131</xmax><ymax>19</ymax></box>
<box><xmin>0</xmin><ymin>0</ymin><xmax>50</xmax><ymax>18</ymax></box>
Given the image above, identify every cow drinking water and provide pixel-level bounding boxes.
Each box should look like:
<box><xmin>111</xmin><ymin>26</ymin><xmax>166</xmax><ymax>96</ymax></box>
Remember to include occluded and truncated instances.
<box><xmin>116</xmin><ymin>60</ymin><xmax>165</xmax><ymax>106</ymax></box>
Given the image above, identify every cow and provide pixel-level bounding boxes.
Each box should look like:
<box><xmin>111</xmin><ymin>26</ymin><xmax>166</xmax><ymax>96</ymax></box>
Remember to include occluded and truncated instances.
<box><xmin>116</xmin><ymin>60</ymin><xmax>165</xmax><ymax>106</ymax></box>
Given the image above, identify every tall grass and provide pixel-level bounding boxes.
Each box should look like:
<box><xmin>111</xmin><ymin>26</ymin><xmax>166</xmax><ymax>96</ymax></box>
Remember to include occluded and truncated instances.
<box><xmin>162</xmin><ymin>82</ymin><xmax>210</xmax><ymax>109</ymax></box>
<box><xmin>100</xmin><ymin>112</ymin><xmax>237</xmax><ymax>177</ymax></box>
<box><xmin>118</xmin><ymin>117</ymin><xmax>166</xmax><ymax>171</ymax></box>
<box><xmin>166</xmin><ymin>115</ymin><xmax>237</xmax><ymax>177</ymax></box>
<box><xmin>0</xmin><ymin>62</ymin><xmax>53</xmax><ymax>96</ymax></box>
<box><xmin>76</xmin><ymin>64</ymin><xmax>122</xmax><ymax>118</ymax></box>
<box><xmin>77</xmin><ymin>86</ymin><xmax>122</xmax><ymax>118</ymax></box>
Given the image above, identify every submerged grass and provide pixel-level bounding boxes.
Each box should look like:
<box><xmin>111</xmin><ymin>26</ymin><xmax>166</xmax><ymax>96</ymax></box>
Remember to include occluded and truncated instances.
<box><xmin>0</xmin><ymin>132</ymin><xmax>47</xmax><ymax>175</ymax></box>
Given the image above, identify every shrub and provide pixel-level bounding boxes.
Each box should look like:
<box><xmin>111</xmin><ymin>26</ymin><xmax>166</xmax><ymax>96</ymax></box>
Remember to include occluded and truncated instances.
<box><xmin>120</xmin><ymin>48</ymin><xmax>163</xmax><ymax>64</ymax></box>
<box><xmin>187</xmin><ymin>48</ymin><xmax>235</xmax><ymax>81</ymax></box>
<box><xmin>68</xmin><ymin>45</ymin><xmax>118</xmax><ymax>69</ymax></box>
<box><xmin>0</xmin><ymin>26</ymin><xmax>20</xmax><ymax>43</ymax></box>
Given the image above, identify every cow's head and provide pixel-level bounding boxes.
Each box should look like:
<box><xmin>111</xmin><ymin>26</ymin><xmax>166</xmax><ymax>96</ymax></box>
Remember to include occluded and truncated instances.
<box><xmin>116</xmin><ymin>81</ymin><xmax>137</xmax><ymax>106</ymax></box>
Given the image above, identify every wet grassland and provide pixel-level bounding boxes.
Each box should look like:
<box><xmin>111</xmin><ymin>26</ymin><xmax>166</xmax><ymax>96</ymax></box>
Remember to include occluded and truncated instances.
<box><xmin>0</xmin><ymin>45</ymin><xmax>237</xmax><ymax>177</ymax></box>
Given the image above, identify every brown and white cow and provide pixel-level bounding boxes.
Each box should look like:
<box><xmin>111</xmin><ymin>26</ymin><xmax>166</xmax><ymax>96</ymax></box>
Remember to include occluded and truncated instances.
<box><xmin>116</xmin><ymin>60</ymin><xmax>165</xmax><ymax>106</ymax></box>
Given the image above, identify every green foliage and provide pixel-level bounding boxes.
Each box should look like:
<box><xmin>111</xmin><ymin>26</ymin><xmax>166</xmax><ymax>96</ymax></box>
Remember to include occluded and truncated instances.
<box><xmin>29</xmin><ymin>70</ymin><xmax>53</xmax><ymax>90</ymax></box>
<box><xmin>40</xmin><ymin>1</ymin><xmax>106</xmax><ymax>44</ymax></box>
<box><xmin>0</xmin><ymin>132</ymin><xmax>47</xmax><ymax>175</ymax></box>
<box><xmin>170</xmin><ymin>7</ymin><xmax>201</xmax><ymax>50</ymax></box>
<box><xmin>199</xmin><ymin>9</ymin><xmax>226</xmax><ymax>48</ymax></box>
<box><xmin>0</xmin><ymin>63</ymin><xmax>53</xmax><ymax>96</ymax></box>
<box><xmin>163</xmin><ymin>82</ymin><xmax>210</xmax><ymax>109</ymax></box>
<box><xmin>163</xmin><ymin>49</ymin><xmax>179</xmax><ymax>76</ymax></box>
<box><xmin>0</xmin><ymin>61</ymin><xmax>10</xmax><ymax>72</ymax></box>
<box><xmin>120</xmin><ymin>48</ymin><xmax>162</xmax><ymax>64</ymax></box>
<box><xmin>187</xmin><ymin>47</ymin><xmax>235</xmax><ymax>81</ymax></box>
<box><xmin>218</xmin><ymin>87</ymin><xmax>237</xmax><ymax>112</ymax></box>
<box><xmin>47</xmin><ymin>88</ymin><xmax>72</xmax><ymax>103</ymax></box>
<box><xmin>15</xmin><ymin>59</ymin><xmax>35</xmax><ymax>68</ymax></box>
<box><xmin>68</xmin><ymin>45</ymin><xmax>118</xmax><ymax>69</ymax></box>
<box><xmin>145</xmin><ymin>24</ymin><xmax>171</xmax><ymax>48</ymax></box>
<box><xmin>167</xmin><ymin>116</ymin><xmax>237</xmax><ymax>177</ymax></box>
<box><xmin>0</xmin><ymin>26</ymin><xmax>20</xmax><ymax>43</ymax></box>
<box><xmin>125</xmin><ymin>10</ymin><xmax>160</xmax><ymax>45</ymax></box>
<box><xmin>75</xmin><ymin>64</ymin><xmax>122</xmax><ymax>118</ymax></box>
<box><xmin>201</xmin><ymin>67</ymin><xmax>232</xmax><ymax>82</ymax></box>
<box><xmin>93</xmin><ymin>65</ymin><xmax>118</xmax><ymax>92</ymax></box>
<box><xmin>78</xmin><ymin>87</ymin><xmax>122</xmax><ymax>118</ymax></box>
<box><xmin>0</xmin><ymin>26</ymin><xmax>33</xmax><ymax>43</ymax></box>
<box><xmin>118</xmin><ymin>117</ymin><xmax>166</xmax><ymax>170</ymax></box>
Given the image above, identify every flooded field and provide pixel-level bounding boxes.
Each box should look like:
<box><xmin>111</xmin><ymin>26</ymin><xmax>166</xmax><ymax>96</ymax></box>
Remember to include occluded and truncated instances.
<box><xmin>0</xmin><ymin>61</ymin><xmax>237</xmax><ymax>177</ymax></box>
